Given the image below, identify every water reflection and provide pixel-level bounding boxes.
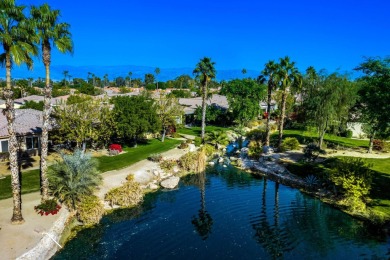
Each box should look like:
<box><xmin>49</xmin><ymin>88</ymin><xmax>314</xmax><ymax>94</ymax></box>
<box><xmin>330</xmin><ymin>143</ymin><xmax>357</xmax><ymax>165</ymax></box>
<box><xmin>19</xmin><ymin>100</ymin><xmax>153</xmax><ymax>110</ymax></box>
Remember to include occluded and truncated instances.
<box><xmin>189</xmin><ymin>171</ymin><xmax>213</xmax><ymax>240</ymax></box>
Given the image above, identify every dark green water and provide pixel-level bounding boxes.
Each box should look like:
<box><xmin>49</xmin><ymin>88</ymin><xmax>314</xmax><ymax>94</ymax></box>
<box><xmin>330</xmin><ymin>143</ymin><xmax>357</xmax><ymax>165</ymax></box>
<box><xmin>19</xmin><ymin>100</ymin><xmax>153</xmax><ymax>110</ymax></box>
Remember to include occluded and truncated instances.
<box><xmin>54</xmin><ymin>166</ymin><xmax>390</xmax><ymax>259</ymax></box>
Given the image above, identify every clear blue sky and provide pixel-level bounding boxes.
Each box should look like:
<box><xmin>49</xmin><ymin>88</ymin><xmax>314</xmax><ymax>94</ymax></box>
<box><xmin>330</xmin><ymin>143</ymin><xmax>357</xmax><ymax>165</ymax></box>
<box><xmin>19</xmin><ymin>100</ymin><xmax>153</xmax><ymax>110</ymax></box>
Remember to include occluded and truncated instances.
<box><xmin>16</xmin><ymin>0</ymin><xmax>390</xmax><ymax>73</ymax></box>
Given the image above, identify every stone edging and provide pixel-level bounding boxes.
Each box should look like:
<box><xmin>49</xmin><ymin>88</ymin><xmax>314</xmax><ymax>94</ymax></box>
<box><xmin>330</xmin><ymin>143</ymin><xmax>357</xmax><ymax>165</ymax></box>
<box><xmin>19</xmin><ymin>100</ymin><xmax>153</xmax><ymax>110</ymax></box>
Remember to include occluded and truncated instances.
<box><xmin>17</xmin><ymin>209</ymin><xmax>70</xmax><ymax>260</ymax></box>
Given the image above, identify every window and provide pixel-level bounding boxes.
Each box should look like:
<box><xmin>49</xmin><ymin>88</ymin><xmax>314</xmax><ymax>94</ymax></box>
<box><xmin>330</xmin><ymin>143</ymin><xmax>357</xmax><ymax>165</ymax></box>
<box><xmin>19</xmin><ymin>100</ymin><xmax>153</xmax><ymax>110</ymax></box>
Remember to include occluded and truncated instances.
<box><xmin>0</xmin><ymin>140</ymin><xmax>8</xmax><ymax>153</ymax></box>
<box><xmin>26</xmin><ymin>136</ymin><xmax>40</xmax><ymax>150</ymax></box>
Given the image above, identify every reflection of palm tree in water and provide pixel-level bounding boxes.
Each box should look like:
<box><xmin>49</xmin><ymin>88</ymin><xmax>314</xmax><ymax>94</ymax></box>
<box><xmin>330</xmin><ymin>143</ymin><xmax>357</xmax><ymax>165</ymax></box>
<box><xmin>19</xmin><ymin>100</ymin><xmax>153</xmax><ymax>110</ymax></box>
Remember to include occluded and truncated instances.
<box><xmin>192</xmin><ymin>171</ymin><xmax>213</xmax><ymax>240</ymax></box>
<box><xmin>253</xmin><ymin>179</ymin><xmax>288</xmax><ymax>259</ymax></box>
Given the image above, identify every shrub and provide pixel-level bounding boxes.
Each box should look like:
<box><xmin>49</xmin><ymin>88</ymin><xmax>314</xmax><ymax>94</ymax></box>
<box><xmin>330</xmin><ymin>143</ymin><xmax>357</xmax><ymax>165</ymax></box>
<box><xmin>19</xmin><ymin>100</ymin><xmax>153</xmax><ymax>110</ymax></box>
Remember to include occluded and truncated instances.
<box><xmin>304</xmin><ymin>175</ymin><xmax>319</xmax><ymax>189</ymax></box>
<box><xmin>328</xmin><ymin>158</ymin><xmax>373</xmax><ymax>211</ymax></box>
<box><xmin>171</xmin><ymin>132</ymin><xmax>181</xmax><ymax>138</ymax></box>
<box><xmin>178</xmin><ymin>150</ymin><xmax>206</xmax><ymax>173</ymax></box>
<box><xmin>148</xmin><ymin>153</ymin><xmax>163</xmax><ymax>162</ymax></box>
<box><xmin>373</xmin><ymin>139</ymin><xmax>389</xmax><ymax>152</ymax></box>
<box><xmin>109</xmin><ymin>144</ymin><xmax>123</xmax><ymax>153</ymax></box>
<box><xmin>179</xmin><ymin>142</ymin><xmax>189</xmax><ymax>149</ymax></box>
<box><xmin>34</xmin><ymin>199</ymin><xmax>61</xmax><ymax>216</ymax></box>
<box><xmin>246</xmin><ymin>129</ymin><xmax>265</xmax><ymax>142</ymax></box>
<box><xmin>105</xmin><ymin>175</ymin><xmax>144</xmax><ymax>208</ymax></box>
<box><xmin>108</xmin><ymin>149</ymin><xmax>119</xmax><ymax>156</ymax></box>
<box><xmin>186</xmin><ymin>139</ymin><xmax>193</xmax><ymax>144</ymax></box>
<box><xmin>248</xmin><ymin>140</ymin><xmax>262</xmax><ymax>159</ymax></box>
<box><xmin>194</xmin><ymin>137</ymin><xmax>202</xmax><ymax>147</ymax></box>
<box><xmin>203</xmin><ymin>144</ymin><xmax>216</xmax><ymax>157</ymax></box>
<box><xmin>280</xmin><ymin>137</ymin><xmax>300</xmax><ymax>152</ymax></box>
<box><xmin>77</xmin><ymin>195</ymin><xmax>104</xmax><ymax>225</ymax></box>
<box><xmin>345</xmin><ymin>130</ymin><xmax>353</xmax><ymax>138</ymax></box>
<box><xmin>160</xmin><ymin>159</ymin><xmax>177</xmax><ymax>172</ymax></box>
<box><xmin>303</xmin><ymin>143</ymin><xmax>326</xmax><ymax>162</ymax></box>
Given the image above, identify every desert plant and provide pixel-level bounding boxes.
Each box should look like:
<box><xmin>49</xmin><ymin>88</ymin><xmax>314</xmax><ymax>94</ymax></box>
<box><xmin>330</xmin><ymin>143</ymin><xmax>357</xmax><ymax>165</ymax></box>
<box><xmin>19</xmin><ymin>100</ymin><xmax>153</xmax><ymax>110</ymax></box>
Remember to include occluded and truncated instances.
<box><xmin>77</xmin><ymin>195</ymin><xmax>104</xmax><ymax>225</ymax></box>
<box><xmin>280</xmin><ymin>137</ymin><xmax>300</xmax><ymax>152</ymax></box>
<box><xmin>304</xmin><ymin>175</ymin><xmax>319</xmax><ymax>189</ymax></box>
<box><xmin>104</xmin><ymin>175</ymin><xmax>144</xmax><ymax>208</ymax></box>
<box><xmin>148</xmin><ymin>153</ymin><xmax>163</xmax><ymax>162</ymax></box>
<box><xmin>48</xmin><ymin>149</ymin><xmax>102</xmax><ymax>211</ymax></box>
<box><xmin>160</xmin><ymin>159</ymin><xmax>177</xmax><ymax>172</ymax></box>
<box><xmin>178</xmin><ymin>150</ymin><xmax>206</xmax><ymax>173</ymax></box>
<box><xmin>303</xmin><ymin>143</ymin><xmax>326</xmax><ymax>162</ymax></box>
<box><xmin>203</xmin><ymin>144</ymin><xmax>217</xmax><ymax>157</ymax></box>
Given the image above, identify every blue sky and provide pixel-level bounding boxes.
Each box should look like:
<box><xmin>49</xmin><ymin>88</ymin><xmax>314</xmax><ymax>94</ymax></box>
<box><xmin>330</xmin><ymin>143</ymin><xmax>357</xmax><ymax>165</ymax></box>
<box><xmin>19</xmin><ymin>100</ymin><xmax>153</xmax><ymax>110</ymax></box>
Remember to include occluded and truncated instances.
<box><xmin>12</xmin><ymin>0</ymin><xmax>390</xmax><ymax>74</ymax></box>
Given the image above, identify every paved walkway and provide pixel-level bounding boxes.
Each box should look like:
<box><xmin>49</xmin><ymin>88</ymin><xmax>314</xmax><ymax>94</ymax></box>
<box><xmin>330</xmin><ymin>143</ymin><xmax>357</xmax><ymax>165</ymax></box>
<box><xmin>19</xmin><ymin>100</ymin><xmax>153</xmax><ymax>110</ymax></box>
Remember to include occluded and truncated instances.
<box><xmin>0</xmin><ymin>146</ymin><xmax>188</xmax><ymax>260</ymax></box>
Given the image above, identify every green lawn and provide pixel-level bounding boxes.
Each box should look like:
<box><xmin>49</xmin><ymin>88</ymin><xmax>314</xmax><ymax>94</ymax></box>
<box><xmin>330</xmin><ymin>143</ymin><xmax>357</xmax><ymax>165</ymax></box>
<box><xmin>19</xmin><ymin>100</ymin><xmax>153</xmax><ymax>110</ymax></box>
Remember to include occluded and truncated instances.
<box><xmin>0</xmin><ymin>138</ymin><xmax>181</xmax><ymax>200</ymax></box>
<box><xmin>274</xmin><ymin>129</ymin><xmax>369</xmax><ymax>149</ymax></box>
<box><xmin>96</xmin><ymin>138</ymin><xmax>181</xmax><ymax>172</ymax></box>
<box><xmin>177</xmin><ymin>126</ymin><xmax>230</xmax><ymax>137</ymax></box>
<box><xmin>0</xmin><ymin>169</ymin><xmax>40</xmax><ymax>200</ymax></box>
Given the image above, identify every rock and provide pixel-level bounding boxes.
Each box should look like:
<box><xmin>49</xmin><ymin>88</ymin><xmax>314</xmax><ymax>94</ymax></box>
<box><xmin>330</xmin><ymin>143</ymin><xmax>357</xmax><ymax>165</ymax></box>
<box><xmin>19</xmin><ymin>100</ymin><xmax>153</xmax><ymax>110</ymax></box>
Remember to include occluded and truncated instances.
<box><xmin>173</xmin><ymin>166</ymin><xmax>180</xmax><ymax>173</ymax></box>
<box><xmin>271</xmin><ymin>154</ymin><xmax>281</xmax><ymax>160</ymax></box>
<box><xmin>153</xmin><ymin>170</ymin><xmax>159</xmax><ymax>176</ymax></box>
<box><xmin>147</xmin><ymin>183</ymin><xmax>159</xmax><ymax>190</ymax></box>
<box><xmin>188</xmin><ymin>144</ymin><xmax>196</xmax><ymax>152</ymax></box>
<box><xmin>209</xmin><ymin>161</ymin><xmax>215</xmax><ymax>166</ymax></box>
<box><xmin>160</xmin><ymin>176</ymin><xmax>180</xmax><ymax>189</ymax></box>
<box><xmin>262</xmin><ymin>146</ymin><xmax>274</xmax><ymax>155</ymax></box>
<box><xmin>218</xmin><ymin>157</ymin><xmax>224</xmax><ymax>163</ymax></box>
<box><xmin>230</xmin><ymin>156</ymin><xmax>238</xmax><ymax>161</ymax></box>
<box><xmin>223</xmin><ymin>165</ymin><xmax>227</xmax><ymax>168</ymax></box>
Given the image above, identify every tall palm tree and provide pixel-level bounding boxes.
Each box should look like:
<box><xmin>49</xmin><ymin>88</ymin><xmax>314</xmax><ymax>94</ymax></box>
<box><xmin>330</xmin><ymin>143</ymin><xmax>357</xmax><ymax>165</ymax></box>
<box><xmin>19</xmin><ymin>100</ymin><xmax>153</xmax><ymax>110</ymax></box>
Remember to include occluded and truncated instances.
<box><xmin>262</xmin><ymin>60</ymin><xmax>279</xmax><ymax>147</ymax></box>
<box><xmin>31</xmin><ymin>3</ymin><xmax>73</xmax><ymax>202</ymax></box>
<box><xmin>276</xmin><ymin>56</ymin><xmax>301</xmax><ymax>149</ymax></box>
<box><xmin>154</xmin><ymin>67</ymin><xmax>160</xmax><ymax>90</ymax></box>
<box><xmin>193</xmin><ymin>57</ymin><xmax>216</xmax><ymax>143</ymax></box>
<box><xmin>0</xmin><ymin>0</ymin><xmax>38</xmax><ymax>224</ymax></box>
<box><xmin>128</xmin><ymin>71</ymin><xmax>132</xmax><ymax>87</ymax></box>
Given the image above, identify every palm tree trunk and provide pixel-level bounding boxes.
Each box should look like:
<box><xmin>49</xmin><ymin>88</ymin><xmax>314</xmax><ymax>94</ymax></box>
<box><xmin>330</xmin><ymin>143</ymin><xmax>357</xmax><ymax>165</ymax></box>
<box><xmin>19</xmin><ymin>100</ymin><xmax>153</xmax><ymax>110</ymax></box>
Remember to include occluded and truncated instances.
<box><xmin>264</xmin><ymin>84</ymin><xmax>272</xmax><ymax>146</ymax></box>
<box><xmin>368</xmin><ymin>132</ymin><xmax>375</xmax><ymax>153</ymax></box>
<box><xmin>277</xmin><ymin>90</ymin><xmax>287</xmax><ymax>149</ymax></box>
<box><xmin>40</xmin><ymin>43</ymin><xmax>51</xmax><ymax>202</ymax></box>
<box><xmin>201</xmin><ymin>81</ymin><xmax>207</xmax><ymax>143</ymax></box>
<box><xmin>5</xmin><ymin>52</ymin><xmax>24</xmax><ymax>224</ymax></box>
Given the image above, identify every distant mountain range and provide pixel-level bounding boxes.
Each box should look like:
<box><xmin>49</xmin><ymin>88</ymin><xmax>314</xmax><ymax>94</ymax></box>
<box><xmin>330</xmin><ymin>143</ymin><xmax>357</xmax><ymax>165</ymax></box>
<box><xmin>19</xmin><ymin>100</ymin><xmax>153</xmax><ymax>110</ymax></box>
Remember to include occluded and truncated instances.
<box><xmin>8</xmin><ymin>65</ymin><xmax>260</xmax><ymax>82</ymax></box>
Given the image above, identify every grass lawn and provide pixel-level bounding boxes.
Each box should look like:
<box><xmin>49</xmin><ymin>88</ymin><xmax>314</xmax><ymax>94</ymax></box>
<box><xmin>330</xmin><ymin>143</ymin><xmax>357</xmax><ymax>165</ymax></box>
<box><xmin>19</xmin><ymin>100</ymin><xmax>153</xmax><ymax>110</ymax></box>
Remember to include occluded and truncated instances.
<box><xmin>0</xmin><ymin>138</ymin><xmax>181</xmax><ymax>200</ymax></box>
<box><xmin>177</xmin><ymin>126</ymin><xmax>231</xmax><ymax>137</ymax></box>
<box><xmin>0</xmin><ymin>169</ymin><xmax>40</xmax><ymax>200</ymax></box>
<box><xmin>96</xmin><ymin>138</ymin><xmax>181</xmax><ymax>172</ymax></box>
<box><xmin>274</xmin><ymin>129</ymin><xmax>369</xmax><ymax>149</ymax></box>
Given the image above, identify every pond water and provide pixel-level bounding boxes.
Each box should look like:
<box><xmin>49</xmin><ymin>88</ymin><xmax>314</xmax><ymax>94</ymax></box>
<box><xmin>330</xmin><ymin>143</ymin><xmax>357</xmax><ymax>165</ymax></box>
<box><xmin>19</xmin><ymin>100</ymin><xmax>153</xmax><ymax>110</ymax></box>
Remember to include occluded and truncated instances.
<box><xmin>54</xmin><ymin>166</ymin><xmax>390</xmax><ymax>259</ymax></box>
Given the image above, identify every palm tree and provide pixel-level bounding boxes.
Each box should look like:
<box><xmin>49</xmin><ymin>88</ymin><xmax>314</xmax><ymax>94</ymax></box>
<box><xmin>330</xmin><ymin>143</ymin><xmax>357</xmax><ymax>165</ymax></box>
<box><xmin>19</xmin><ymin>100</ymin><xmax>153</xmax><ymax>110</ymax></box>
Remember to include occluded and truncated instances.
<box><xmin>0</xmin><ymin>0</ymin><xmax>38</xmax><ymax>224</ymax></box>
<box><xmin>262</xmin><ymin>60</ymin><xmax>279</xmax><ymax>147</ymax></box>
<box><xmin>48</xmin><ymin>149</ymin><xmax>102</xmax><ymax>211</ymax></box>
<box><xmin>62</xmin><ymin>70</ymin><xmax>69</xmax><ymax>86</ymax></box>
<box><xmin>154</xmin><ymin>67</ymin><xmax>160</xmax><ymax>90</ymax></box>
<box><xmin>128</xmin><ymin>71</ymin><xmax>132</xmax><ymax>87</ymax></box>
<box><xmin>193</xmin><ymin>57</ymin><xmax>216</xmax><ymax>143</ymax></box>
<box><xmin>205</xmin><ymin>130</ymin><xmax>229</xmax><ymax>149</ymax></box>
<box><xmin>103</xmin><ymin>74</ymin><xmax>108</xmax><ymax>87</ymax></box>
<box><xmin>241</xmin><ymin>68</ymin><xmax>247</xmax><ymax>75</ymax></box>
<box><xmin>276</xmin><ymin>56</ymin><xmax>301</xmax><ymax>149</ymax></box>
<box><xmin>31</xmin><ymin>3</ymin><xmax>73</xmax><ymax>202</ymax></box>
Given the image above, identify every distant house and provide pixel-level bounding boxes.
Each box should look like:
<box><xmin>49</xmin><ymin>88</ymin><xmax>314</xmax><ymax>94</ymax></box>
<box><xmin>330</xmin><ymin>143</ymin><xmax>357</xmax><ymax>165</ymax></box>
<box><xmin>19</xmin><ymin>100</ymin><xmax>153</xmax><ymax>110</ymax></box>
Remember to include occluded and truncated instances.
<box><xmin>0</xmin><ymin>109</ymin><xmax>46</xmax><ymax>155</ymax></box>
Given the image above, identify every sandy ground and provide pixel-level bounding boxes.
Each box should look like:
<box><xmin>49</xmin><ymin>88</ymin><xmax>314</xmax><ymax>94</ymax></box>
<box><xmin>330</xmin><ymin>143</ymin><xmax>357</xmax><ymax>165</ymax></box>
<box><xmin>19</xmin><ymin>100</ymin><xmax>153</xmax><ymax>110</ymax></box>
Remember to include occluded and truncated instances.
<box><xmin>0</xmin><ymin>146</ymin><xmax>188</xmax><ymax>260</ymax></box>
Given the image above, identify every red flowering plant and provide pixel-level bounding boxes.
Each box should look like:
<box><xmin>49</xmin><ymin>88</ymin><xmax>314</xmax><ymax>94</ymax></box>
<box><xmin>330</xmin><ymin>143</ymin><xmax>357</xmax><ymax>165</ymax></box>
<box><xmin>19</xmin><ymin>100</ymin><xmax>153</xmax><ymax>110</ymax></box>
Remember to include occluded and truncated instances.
<box><xmin>109</xmin><ymin>144</ymin><xmax>123</xmax><ymax>153</ymax></box>
<box><xmin>34</xmin><ymin>199</ymin><xmax>61</xmax><ymax>216</ymax></box>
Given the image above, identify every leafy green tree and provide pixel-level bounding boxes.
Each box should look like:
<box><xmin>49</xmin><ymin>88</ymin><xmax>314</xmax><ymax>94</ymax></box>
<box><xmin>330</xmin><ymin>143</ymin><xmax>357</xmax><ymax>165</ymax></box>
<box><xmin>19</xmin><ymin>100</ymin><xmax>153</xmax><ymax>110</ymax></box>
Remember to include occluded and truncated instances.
<box><xmin>275</xmin><ymin>56</ymin><xmax>302</xmax><ymax>149</ymax></box>
<box><xmin>144</xmin><ymin>73</ymin><xmax>155</xmax><ymax>85</ymax></box>
<box><xmin>20</xmin><ymin>100</ymin><xmax>44</xmax><ymax>110</ymax></box>
<box><xmin>112</xmin><ymin>95</ymin><xmax>160</xmax><ymax>144</ymax></box>
<box><xmin>0</xmin><ymin>0</ymin><xmax>38</xmax><ymax>224</ymax></box>
<box><xmin>168</xmin><ymin>89</ymin><xmax>192</xmax><ymax>98</ymax></box>
<box><xmin>114</xmin><ymin>76</ymin><xmax>125</xmax><ymax>87</ymax></box>
<box><xmin>221</xmin><ymin>78</ymin><xmax>266</xmax><ymax>126</ymax></box>
<box><xmin>262</xmin><ymin>60</ymin><xmax>279</xmax><ymax>146</ymax></box>
<box><xmin>31</xmin><ymin>3</ymin><xmax>73</xmax><ymax>202</ymax></box>
<box><xmin>155</xmin><ymin>95</ymin><xmax>183</xmax><ymax>142</ymax></box>
<box><xmin>174</xmin><ymin>74</ymin><xmax>194</xmax><ymax>89</ymax></box>
<box><xmin>354</xmin><ymin>57</ymin><xmax>390</xmax><ymax>153</ymax></box>
<box><xmin>193</xmin><ymin>57</ymin><xmax>216</xmax><ymax>143</ymax></box>
<box><xmin>303</xmin><ymin>69</ymin><xmax>356</xmax><ymax>147</ymax></box>
<box><xmin>48</xmin><ymin>149</ymin><xmax>102</xmax><ymax>211</ymax></box>
<box><xmin>53</xmin><ymin>97</ymin><xmax>115</xmax><ymax>149</ymax></box>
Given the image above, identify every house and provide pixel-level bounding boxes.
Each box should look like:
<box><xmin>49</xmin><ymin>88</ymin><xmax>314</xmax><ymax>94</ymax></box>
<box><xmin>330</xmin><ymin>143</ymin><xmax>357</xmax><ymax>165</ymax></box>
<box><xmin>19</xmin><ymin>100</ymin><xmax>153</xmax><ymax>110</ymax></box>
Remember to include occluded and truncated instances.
<box><xmin>0</xmin><ymin>109</ymin><xmax>45</xmax><ymax>155</ymax></box>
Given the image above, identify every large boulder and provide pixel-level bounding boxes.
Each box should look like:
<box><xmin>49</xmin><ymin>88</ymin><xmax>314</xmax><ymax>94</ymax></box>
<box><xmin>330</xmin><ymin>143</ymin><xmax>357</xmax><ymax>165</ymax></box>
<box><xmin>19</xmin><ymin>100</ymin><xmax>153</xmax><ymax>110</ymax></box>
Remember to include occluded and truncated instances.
<box><xmin>160</xmin><ymin>176</ymin><xmax>180</xmax><ymax>189</ymax></box>
<box><xmin>262</xmin><ymin>146</ymin><xmax>274</xmax><ymax>155</ymax></box>
<box><xmin>188</xmin><ymin>144</ymin><xmax>196</xmax><ymax>152</ymax></box>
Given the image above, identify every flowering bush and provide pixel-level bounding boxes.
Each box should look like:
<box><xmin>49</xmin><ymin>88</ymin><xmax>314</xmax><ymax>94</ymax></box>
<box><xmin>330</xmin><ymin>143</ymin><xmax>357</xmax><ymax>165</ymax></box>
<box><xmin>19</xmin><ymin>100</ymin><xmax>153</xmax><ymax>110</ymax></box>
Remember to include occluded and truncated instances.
<box><xmin>109</xmin><ymin>144</ymin><xmax>123</xmax><ymax>153</ymax></box>
<box><xmin>34</xmin><ymin>199</ymin><xmax>61</xmax><ymax>216</ymax></box>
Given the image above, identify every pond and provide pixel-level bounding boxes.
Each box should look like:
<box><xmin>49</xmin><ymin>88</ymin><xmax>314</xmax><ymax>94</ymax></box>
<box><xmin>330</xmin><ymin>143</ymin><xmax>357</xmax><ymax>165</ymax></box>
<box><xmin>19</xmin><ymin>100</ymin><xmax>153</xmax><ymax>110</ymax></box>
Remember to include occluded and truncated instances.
<box><xmin>54</xmin><ymin>165</ymin><xmax>390</xmax><ymax>259</ymax></box>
